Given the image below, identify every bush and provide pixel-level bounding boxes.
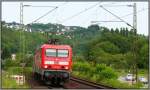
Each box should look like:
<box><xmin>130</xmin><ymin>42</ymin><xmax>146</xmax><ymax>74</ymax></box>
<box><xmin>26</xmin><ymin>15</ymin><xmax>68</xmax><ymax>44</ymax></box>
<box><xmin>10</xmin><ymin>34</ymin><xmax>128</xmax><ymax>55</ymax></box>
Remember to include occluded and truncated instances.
<box><xmin>91</xmin><ymin>74</ymin><xmax>101</xmax><ymax>82</ymax></box>
<box><xmin>7</xmin><ymin>67</ymin><xmax>23</xmax><ymax>75</ymax></box>
<box><xmin>95</xmin><ymin>64</ymin><xmax>106</xmax><ymax>74</ymax></box>
<box><xmin>3</xmin><ymin>59</ymin><xmax>18</xmax><ymax>68</ymax></box>
<box><xmin>72</xmin><ymin>61</ymin><xmax>144</xmax><ymax>88</ymax></box>
<box><xmin>73</xmin><ymin>61</ymin><xmax>118</xmax><ymax>80</ymax></box>
<box><xmin>100</xmin><ymin>67</ymin><xmax>118</xmax><ymax>79</ymax></box>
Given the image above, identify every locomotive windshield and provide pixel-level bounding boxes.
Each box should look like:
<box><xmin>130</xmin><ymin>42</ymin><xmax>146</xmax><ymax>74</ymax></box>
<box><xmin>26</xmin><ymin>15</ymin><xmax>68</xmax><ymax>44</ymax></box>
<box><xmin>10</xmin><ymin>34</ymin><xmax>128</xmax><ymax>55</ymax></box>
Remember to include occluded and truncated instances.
<box><xmin>58</xmin><ymin>50</ymin><xmax>68</xmax><ymax>57</ymax></box>
<box><xmin>46</xmin><ymin>49</ymin><xmax>68</xmax><ymax>57</ymax></box>
<box><xmin>46</xmin><ymin>49</ymin><xmax>56</xmax><ymax>56</ymax></box>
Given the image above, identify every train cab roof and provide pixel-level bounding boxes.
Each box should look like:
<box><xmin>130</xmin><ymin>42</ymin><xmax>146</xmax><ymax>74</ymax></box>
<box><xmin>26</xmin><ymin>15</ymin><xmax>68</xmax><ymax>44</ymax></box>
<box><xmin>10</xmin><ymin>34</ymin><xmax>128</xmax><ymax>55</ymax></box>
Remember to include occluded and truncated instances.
<box><xmin>40</xmin><ymin>44</ymin><xmax>72</xmax><ymax>49</ymax></box>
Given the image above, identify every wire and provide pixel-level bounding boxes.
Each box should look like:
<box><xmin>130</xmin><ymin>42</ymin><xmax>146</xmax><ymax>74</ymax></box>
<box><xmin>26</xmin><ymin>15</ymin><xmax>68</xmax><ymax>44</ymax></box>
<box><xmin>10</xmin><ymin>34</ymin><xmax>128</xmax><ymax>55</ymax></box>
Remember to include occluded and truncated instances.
<box><xmin>28</xmin><ymin>2</ymin><xmax>68</xmax><ymax>24</ymax></box>
<box><xmin>26</xmin><ymin>6</ymin><xmax>58</xmax><ymax>8</ymax></box>
<box><xmin>98</xmin><ymin>8</ymin><xmax>148</xmax><ymax>25</ymax></box>
<box><xmin>29</xmin><ymin>7</ymin><xmax>58</xmax><ymax>24</ymax></box>
<box><xmin>57</xmin><ymin>2</ymin><xmax>68</xmax><ymax>7</ymax></box>
<box><xmin>120</xmin><ymin>8</ymin><xmax>148</xmax><ymax>18</ymax></box>
<box><xmin>100</xmin><ymin>2</ymin><xmax>116</xmax><ymax>6</ymax></box>
<box><xmin>100</xmin><ymin>6</ymin><xmax>134</xmax><ymax>28</ymax></box>
<box><xmin>55</xmin><ymin>2</ymin><xmax>69</xmax><ymax>24</ymax></box>
<box><xmin>99</xmin><ymin>4</ymin><xmax>133</xmax><ymax>7</ymax></box>
<box><xmin>60</xmin><ymin>2</ymin><xmax>101</xmax><ymax>23</ymax></box>
<box><xmin>92</xmin><ymin>21</ymin><xmax>123</xmax><ymax>23</ymax></box>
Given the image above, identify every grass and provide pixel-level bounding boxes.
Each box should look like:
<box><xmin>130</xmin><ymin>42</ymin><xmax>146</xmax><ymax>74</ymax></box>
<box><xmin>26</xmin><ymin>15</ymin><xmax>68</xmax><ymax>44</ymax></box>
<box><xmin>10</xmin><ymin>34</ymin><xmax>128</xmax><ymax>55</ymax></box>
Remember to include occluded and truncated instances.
<box><xmin>116</xmin><ymin>69</ymin><xmax>148</xmax><ymax>76</ymax></box>
<box><xmin>2</xmin><ymin>72</ymin><xmax>29</xmax><ymax>88</ymax></box>
<box><xmin>72</xmin><ymin>61</ymin><xmax>145</xmax><ymax>89</ymax></box>
<box><xmin>72</xmin><ymin>71</ymin><xmax>143</xmax><ymax>89</ymax></box>
<box><xmin>138</xmin><ymin>69</ymin><xmax>148</xmax><ymax>77</ymax></box>
<box><xmin>2</xmin><ymin>67</ymin><xmax>32</xmax><ymax>88</ymax></box>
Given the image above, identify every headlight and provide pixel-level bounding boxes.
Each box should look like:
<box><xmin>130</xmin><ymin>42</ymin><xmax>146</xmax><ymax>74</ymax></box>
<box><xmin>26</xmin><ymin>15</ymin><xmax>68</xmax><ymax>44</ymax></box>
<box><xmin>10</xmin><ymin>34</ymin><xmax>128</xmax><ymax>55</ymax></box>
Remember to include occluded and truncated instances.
<box><xmin>59</xmin><ymin>61</ymin><xmax>69</xmax><ymax>65</ymax></box>
<box><xmin>65</xmin><ymin>66</ymin><xmax>68</xmax><ymax>69</ymax></box>
<box><xmin>44</xmin><ymin>65</ymin><xmax>48</xmax><ymax>68</ymax></box>
<box><xmin>44</xmin><ymin>61</ymin><xmax>54</xmax><ymax>64</ymax></box>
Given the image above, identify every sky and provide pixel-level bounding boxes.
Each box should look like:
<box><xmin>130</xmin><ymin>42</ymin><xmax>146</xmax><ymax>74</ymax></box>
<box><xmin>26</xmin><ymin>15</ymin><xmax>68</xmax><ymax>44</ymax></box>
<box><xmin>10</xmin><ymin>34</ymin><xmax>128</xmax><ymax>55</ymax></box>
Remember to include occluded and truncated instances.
<box><xmin>2</xmin><ymin>2</ymin><xmax>148</xmax><ymax>35</ymax></box>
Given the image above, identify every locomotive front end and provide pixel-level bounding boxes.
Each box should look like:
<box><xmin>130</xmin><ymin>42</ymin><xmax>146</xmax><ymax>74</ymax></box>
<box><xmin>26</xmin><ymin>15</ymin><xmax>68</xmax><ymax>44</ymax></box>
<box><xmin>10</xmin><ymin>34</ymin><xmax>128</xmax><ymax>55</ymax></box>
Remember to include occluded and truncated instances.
<box><xmin>41</xmin><ymin>45</ymin><xmax>72</xmax><ymax>84</ymax></box>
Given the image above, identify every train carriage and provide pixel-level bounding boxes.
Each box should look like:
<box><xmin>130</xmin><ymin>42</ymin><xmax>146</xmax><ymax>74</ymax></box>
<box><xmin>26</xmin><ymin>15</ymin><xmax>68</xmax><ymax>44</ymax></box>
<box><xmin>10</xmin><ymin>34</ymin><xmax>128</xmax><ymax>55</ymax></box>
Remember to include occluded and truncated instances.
<box><xmin>33</xmin><ymin>44</ymin><xmax>72</xmax><ymax>85</ymax></box>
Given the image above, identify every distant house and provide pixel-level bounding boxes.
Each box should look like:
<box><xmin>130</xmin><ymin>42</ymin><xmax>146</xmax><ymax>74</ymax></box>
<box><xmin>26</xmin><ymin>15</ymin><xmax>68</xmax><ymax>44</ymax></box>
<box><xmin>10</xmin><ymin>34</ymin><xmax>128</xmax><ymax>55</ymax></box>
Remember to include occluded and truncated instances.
<box><xmin>65</xmin><ymin>26</ymin><xmax>70</xmax><ymax>30</ymax></box>
<box><xmin>66</xmin><ymin>35</ymin><xmax>72</xmax><ymax>39</ymax></box>
<box><xmin>11</xmin><ymin>54</ymin><xmax>16</xmax><ymax>60</ymax></box>
<box><xmin>61</xmin><ymin>29</ymin><xmax>66</xmax><ymax>32</ymax></box>
<box><xmin>5</xmin><ymin>22</ymin><xmax>20</xmax><ymax>30</ymax></box>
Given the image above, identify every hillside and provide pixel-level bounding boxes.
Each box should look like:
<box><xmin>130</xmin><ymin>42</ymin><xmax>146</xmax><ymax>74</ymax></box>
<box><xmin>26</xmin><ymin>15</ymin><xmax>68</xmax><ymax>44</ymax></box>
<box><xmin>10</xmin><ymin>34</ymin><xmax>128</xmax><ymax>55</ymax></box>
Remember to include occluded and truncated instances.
<box><xmin>1</xmin><ymin>22</ymin><xmax>149</xmax><ymax>69</ymax></box>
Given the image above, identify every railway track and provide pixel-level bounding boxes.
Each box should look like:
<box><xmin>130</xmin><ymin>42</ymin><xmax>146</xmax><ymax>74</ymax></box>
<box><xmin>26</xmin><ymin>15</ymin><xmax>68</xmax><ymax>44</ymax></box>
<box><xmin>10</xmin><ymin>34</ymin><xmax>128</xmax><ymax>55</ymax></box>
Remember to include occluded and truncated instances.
<box><xmin>67</xmin><ymin>76</ymin><xmax>116</xmax><ymax>89</ymax></box>
<box><xmin>26</xmin><ymin>73</ymin><xmax>64</xmax><ymax>89</ymax></box>
<box><xmin>26</xmin><ymin>73</ymin><xmax>115</xmax><ymax>89</ymax></box>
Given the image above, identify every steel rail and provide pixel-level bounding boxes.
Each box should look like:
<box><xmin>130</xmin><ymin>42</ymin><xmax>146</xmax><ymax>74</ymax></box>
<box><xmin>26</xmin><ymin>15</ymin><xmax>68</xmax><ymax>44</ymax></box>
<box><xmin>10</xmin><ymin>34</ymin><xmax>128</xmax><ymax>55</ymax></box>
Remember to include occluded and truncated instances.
<box><xmin>70</xmin><ymin>76</ymin><xmax>116</xmax><ymax>89</ymax></box>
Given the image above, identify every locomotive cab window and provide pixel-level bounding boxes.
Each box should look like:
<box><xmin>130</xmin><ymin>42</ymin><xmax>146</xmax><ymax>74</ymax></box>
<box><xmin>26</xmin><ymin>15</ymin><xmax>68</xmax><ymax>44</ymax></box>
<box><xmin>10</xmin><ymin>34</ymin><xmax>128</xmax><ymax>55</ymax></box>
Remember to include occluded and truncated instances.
<box><xmin>58</xmin><ymin>50</ymin><xmax>68</xmax><ymax>57</ymax></box>
<box><xmin>46</xmin><ymin>49</ymin><xmax>56</xmax><ymax>56</ymax></box>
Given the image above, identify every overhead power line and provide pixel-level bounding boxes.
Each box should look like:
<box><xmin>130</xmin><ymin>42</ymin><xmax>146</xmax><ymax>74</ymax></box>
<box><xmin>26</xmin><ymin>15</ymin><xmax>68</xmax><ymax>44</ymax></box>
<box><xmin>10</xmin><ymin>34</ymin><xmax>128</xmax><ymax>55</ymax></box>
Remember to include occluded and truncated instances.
<box><xmin>91</xmin><ymin>21</ymin><xmax>123</xmax><ymax>23</ymax></box>
<box><xmin>27</xmin><ymin>2</ymin><xmax>68</xmax><ymax>25</ymax></box>
<box><xmin>55</xmin><ymin>2</ymin><xmax>69</xmax><ymax>23</ymax></box>
<box><xmin>57</xmin><ymin>2</ymin><xmax>68</xmax><ymax>7</ymax></box>
<box><xmin>29</xmin><ymin>7</ymin><xmax>58</xmax><ymax>24</ymax></box>
<box><xmin>23</xmin><ymin>5</ymin><xmax>57</xmax><ymax>8</ymax></box>
<box><xmin>60</xmin><ymin>2</ymin><xmax>101</xmax><ymax>23</ymax></box>
<box><xmin>121</xmin><ymin>8</ymin><xmax>148</xmax><ymax>18</ymax></box>
<box><xmin>96</xmin><ymin>8</ymin><xmax>148</xmax><ymax>25</ymax></box>
<box><xmin>100</xmin><ymin>5</ymin><xmax>134</xmax><ymax>28</ymax></box>
<box><xmin>99</xmin><ymin>4</ymin><xmax>133</xmax><ymax>7</ymax></box>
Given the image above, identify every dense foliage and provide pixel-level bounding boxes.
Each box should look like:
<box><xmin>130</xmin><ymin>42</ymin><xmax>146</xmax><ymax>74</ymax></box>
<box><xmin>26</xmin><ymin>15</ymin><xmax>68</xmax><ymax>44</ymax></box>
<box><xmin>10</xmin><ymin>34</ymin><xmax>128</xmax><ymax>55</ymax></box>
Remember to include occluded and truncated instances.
<box><xmin>2</xmin><ymin>23</ymin><xmax>148</xmax><ymax>70</ymax></box>
<box><xmin>1</xmin><ymin>22</ymin><xmax>148</xmax><ymax>88</ymax></box>
<box><xmin>72</xmin><ymin>60</ymin><xmax>143</xmax><ymax>88</ymax></box>
<box><xmin>73</xmin><ymin>61</ymin><xmax>118</xmax><ymax>80</ymax></box>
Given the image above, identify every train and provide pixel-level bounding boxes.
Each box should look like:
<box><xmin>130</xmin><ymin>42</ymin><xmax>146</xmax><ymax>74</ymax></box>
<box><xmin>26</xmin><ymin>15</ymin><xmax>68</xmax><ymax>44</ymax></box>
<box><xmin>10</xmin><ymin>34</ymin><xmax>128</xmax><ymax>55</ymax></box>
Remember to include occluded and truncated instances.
<box><xmin>33</xmin><ymin>43</ymin><xmax>72</xmax><ymax>85</ymax></box>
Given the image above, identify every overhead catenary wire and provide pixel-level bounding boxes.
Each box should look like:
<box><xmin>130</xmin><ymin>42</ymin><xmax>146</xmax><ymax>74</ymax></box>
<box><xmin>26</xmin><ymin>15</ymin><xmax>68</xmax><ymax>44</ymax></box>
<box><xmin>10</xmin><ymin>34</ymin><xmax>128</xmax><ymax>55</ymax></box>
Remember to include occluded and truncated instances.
<box><xmin>94</xmin><ymin>8</ymin><xmax>148</xmax><ymax>25</ymax></box>
<box><xmin>92</xmin><ymin>21</ymin><xmax>123</xmax><ymax>23</ymax></box>
<box><xmin>100</xmin><ymin>5</ymin><xmax>134</xmax><ymax>28</ymax></box>
<box><xmin>60</xmin><ymin>2</ymin><xmax>101</xmax><ymax>23</ymax></box>
<box><xmin>55</xmin><ymin>2</ymin><xmax>69</xmax><ymax>24</ymax></box>
<box><xmin>57</xmin><ymin>2</ymin><xmax>68</xmax><ymax>7</ymax></box>
<box><xmin>29</xmin><ymin>7</ymin><xmax>58</xmax><ymax>24</ymax></box>
<box><xmin>120</xmin><ymin>8</ymin><xmax>148</xmax><ymax>18</ymax></box>
<box><xmin>27</xmin><ymin>2</ymin><xmax>68</xmax><ymax>25</ymax></box>
<box><xmin>24</xmin><ymin>5</ymin><xmax>58</xmax><ymax>8</ymax></box>
<box><xmin>99</xmin><ymin>4</ymin><xmax>133</xmax><ymax>7</ymax></box>
<box><xmin>26</xmin><ymin>2</ymin><xmax>113</xmax><ymax>25</ymax></box>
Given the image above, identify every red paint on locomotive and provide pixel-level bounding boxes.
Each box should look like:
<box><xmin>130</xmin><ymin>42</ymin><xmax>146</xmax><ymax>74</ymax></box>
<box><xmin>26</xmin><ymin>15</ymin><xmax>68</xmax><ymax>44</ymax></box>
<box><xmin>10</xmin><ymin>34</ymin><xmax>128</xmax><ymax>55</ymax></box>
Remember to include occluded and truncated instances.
<box><xmin>33</xmin><ymin>44</ymin><xmax>72</xmax><ymax>84</ymax></box>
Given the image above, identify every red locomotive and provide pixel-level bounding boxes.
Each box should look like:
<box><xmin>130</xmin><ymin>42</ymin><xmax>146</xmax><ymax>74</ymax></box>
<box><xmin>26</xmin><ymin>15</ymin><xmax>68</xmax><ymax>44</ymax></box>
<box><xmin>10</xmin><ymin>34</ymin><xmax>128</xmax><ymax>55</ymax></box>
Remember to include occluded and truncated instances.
<box><xmin>33</xmin><ymin>44</ymin><xmax>72</xmax><ymax>85</ymax></box>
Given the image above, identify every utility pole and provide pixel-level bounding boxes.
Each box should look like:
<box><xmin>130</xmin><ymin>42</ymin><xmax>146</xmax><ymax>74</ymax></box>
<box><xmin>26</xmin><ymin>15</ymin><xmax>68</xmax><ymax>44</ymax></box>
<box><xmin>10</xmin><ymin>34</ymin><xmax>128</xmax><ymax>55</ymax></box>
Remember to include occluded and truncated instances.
<box><xmin>20</xmin><ymin>2</ymin><xmax>26</xmax><ymax>58</ymax></box>
<box><xmin>133</xmin><ymin>3</ymin><xmax>138</xmax><ymax>83</ymax></box>
<box><xmin>20</xmin><ymin>2</ymin><xmax>25</xmax><ymax>56</ymax></box>
<box><xmin>20</xmin><ymin>3</ymin><xmax>23</xmax><ymax>28</ymax></box>
<box><xmin>20</xmin><ymin>2</ymin><xmax>25</xmax><ymax>61</ymax></box>
<box><xmin>20</xmin><ymin>2</ymin><xmax>25</xmax><ymax>85</ymax></box>
<box><xmin>133</xmin><ymin>3</ymin><xmax>137</xmax><ymax>34</ymax></box>
<box><xmin>131</xmin><ymin>3</ymin><xmax>138</xmax><ymax>84</ymax></box>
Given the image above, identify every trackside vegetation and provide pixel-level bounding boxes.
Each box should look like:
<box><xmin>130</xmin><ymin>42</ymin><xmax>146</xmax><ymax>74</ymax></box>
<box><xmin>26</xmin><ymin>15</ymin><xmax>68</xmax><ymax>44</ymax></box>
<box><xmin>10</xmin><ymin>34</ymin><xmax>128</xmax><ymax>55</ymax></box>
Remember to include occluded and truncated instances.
<box><xmin>1</xmin><ymin>22</ymin><xmax>148</xmax><ymax>88</ymax></box>
<box><xmin>72</xmin><ymin>60</ymin><xmax>143</xmax><ymax>88</ymax></box>
<box><xmin>2</xmin><ymin>67</ymin><xmax>32</xmax><ymax>88</ymax></box>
